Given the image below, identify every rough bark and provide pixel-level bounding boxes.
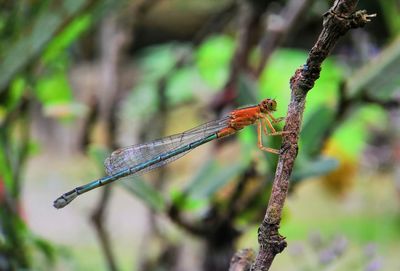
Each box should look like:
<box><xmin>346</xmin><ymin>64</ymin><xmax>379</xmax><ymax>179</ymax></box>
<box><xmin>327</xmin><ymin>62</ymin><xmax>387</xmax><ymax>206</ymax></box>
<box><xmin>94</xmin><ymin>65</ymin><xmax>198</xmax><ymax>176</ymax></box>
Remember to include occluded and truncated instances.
<box><xmin>248</xmin><ymin>1</ymin><xmax>375</xmax><ymax>270</ymax></box>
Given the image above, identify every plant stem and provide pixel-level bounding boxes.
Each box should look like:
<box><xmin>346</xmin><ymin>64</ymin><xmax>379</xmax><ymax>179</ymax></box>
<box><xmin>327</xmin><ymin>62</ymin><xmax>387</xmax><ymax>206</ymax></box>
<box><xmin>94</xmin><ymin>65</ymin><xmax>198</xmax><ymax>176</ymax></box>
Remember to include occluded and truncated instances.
<box><xmin>250</xmin><ymin>1</ymin><xmax>375</xmax><ymax>270</ymax></box>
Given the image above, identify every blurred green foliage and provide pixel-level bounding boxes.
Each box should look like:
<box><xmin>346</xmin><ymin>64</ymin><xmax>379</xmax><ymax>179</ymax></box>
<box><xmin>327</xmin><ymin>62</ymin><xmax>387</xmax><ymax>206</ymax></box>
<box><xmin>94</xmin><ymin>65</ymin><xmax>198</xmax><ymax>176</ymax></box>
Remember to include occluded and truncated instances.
<box><xmin>0</xmin><ymin>97</ymin><xmax>57</xmax><ymax>270</ymax></box>
<box><xmin>347</xmin><ymin>35</ymin><xmax>400</xmax><ymax>100</ymax></box>
<box><xmin>259</xmin><ymin>49</ymin><xmax>341</xmax><ymax>117</ymax></box>
<box><xmin>42</xmin><ymin>15</ymin><xmax>91</xmax><ymax>64</ymax></box>
<box><xmin>196</xmin><ymin>35</ymin><xmax>235</xmax><ymax>89</ymax></box>
<box><xmin>379</xmin><ymin>0</ymin><xmax>400</xmax><ymax>37</ymax></box>
<box><xmin>333</xmin><ymin>105</ymin><xmax>387</xmax><ymax>158</ymax></box>
<box><xmin>117</xmin><ymin>34</ymin><xmax>393</xmax><ymax>218</ymax></box>
<box><xmin>183</xmin><ymin>159</ymin><xmax>246</xmax><ymax>202</ymax></box>
<box><xmin>0</xmin><ymin>0</ymin><xmax>398</xmax><ymax>270</ymax></box>
<box><xmin>35</xmin><ymin>73</ymin><xmax>72</xmax><ymax>105</ymax></box>
<box><xmin>0</xmin><ymin>1</ymin><xmax>123</xmax><ymax>269</ymax></box>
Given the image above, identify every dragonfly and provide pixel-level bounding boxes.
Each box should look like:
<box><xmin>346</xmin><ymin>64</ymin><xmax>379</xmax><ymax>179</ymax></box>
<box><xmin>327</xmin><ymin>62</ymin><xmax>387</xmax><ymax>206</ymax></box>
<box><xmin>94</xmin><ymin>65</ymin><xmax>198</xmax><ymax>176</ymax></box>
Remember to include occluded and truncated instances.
<box><xmin>53</xmin><ymin>98</ymin><xmax>286</xmax><ymax>209</ymax></box>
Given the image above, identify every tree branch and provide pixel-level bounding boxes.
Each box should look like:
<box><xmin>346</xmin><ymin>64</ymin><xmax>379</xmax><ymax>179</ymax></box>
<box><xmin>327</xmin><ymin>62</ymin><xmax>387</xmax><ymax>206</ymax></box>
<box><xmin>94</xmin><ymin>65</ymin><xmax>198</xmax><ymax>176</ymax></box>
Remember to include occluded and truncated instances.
<box><xmin>250</xmin><ymin>1</ymin><xmax>375</xmax><ymax>270</ymax></box>
<box><xmin>255</xmin><ymin>0</ymin><xmax>313</xmax><ymax>77</ymax></box>
<box><xmin>91</xmin><ymin>187</ymin><xmax>118</xmax><ymax>271</ymax></box>
<box><xmin>213</xmin><ymin>0</ymin><xmax>267</xmax><ymax>110</ymax></box>
<box><xmin>90</xmin><ymin>12</ymin><xmax>132</xmax><ymax>271</ymax></box>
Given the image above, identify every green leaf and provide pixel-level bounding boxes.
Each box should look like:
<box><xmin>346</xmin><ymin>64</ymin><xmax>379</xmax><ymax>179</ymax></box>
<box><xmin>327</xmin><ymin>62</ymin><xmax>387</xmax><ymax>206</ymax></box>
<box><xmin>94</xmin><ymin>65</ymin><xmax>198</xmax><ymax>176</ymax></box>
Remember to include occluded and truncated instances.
<box><xmin>259</xmin><ymin>49</ymin><xmax>306</xmax><ymax>117</ymax></box>
<box><xmin>0</xmin><ymin>145</ymin><xmax>14</xmax><ymax>191</ymax></box>
<box><xmin>0</xmin><ymin>0</ymin><xmax>94</xmax><ymax>91</ymax></box>
<box><xmin>122</xmin><ymin>82</ymin><xmax>158</xmax><ymax>119</ymax></box>
<box><xmin>167</xmin><ymin>66</ymin><xmax>198</xmax><ymax>104</ymax></box>
<box><xmin>31</xmin><ymin>236</ymin><xmax>57</xmax><ymax>264</ymax></box>
<box><xmin>378</xmin><ymin>0</ymin><xmax>400</xmax><ymax>37</ymax></box>
<box><xmin>292</xmin><ymin>156</ymin><xmax>339</xmax><ymax>182</ymax></box>
<box><xmin>7</xmin><ymin>77</ymin><xmax>26</xmax><ymax>110</ymax></box>
<box><xmin>120</xmin><ymin>177</ymin><xmax>165</xmax><ymax>212</ymax></box>
<box><xmin>183</xmin><ymin>158</ymin><xmax>217</xmax><ymax>195</ymax></box>
<box><xmin>185</xmin><ymin>159</ymin><xmax>247</xmax><ymax>199</ymax></box>
<box><xmin>332</xmin><ymin>104</ymin><xmax>387</xmax><ymax>158</ymax></box>
<box><xmin>196</xmin><ymin>35</ymin><xmax>234</xmax><ymax>89</ymax></box>
<box><xmin>170</xmin><ymin>189</ymin><xmax>206</xmax><ymax>211</ymax></box>
<box><xmin>138</xmin><ymin>43</ymin><xmax>185</xmax><ymax>81</ymax></box>
<box><xmin>259</xmin><ymin>49</ymin><xmax>342</xmax><ymax>120</ymax></box>
<box><xmin>34</xmin><ymin>72</ymin><xmax>72</xmax><ymax>105</ymax></box>
<box><xmin>0</xmin><ymin>106</ymin><xmax>5</xmax><ymax>124</ymax></box>
<box><xmin>237</xmin><ymin>74</ymin><xmax>260</xmax><ymax>105</ymax></box>
<box><xmin>237</xmin><ymin>126</ymin><xmax>257</xmax><ymax>153</ymax></box>
<box><xmin>347</xmin><ymin>35</ymin><xmax>400</xmax><ymax>100</ymax></box>
<box><xmin>300</xmin><ymin>105</ymin><xmax>334</xmax><ymax>157</ymax></box>
<box><xmin>43</xmin><ymin>15</ymin><xmax>91</xmax><ymax>63</ymax></box>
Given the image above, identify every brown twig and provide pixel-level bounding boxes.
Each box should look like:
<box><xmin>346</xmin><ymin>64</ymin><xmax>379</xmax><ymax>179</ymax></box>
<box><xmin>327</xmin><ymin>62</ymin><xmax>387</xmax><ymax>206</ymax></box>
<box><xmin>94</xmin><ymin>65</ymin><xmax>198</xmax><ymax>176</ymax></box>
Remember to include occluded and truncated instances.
<box><xmin>91</xmin><ymin>188</ymin><xmax>118</xmax><ymax>271</ymax></box>
<box><xmin>90</xmin><ymin>13</ymin><xmax>131</xmax><ymax>271</ymax></box>
<box><xmin>213</xmin><ymin>0</ymin><xmax>267</xmax><ymax>110</ymax></box>
<box><xmin>255</xmin><ymin>0</ymin><xmax>313</xmax><ymax>78</ymax></box>
<box><xmin>225</xmin><ymin>163</ymin><xmax>257</xmax><ymax>221</ymax></box>
<box><xmin>250</xmin><ymin>1</ymin><xmax>375</xmax><ymax>270</ymax></box>
<box><xmin>359</xmin><ymin>92</ymin><xmax>400</xmax><ymax>109</ymax></box>
<box><xmin>193</xmin><ymin>2</ymin><xmax>238</xmax><ymax>46</ymax></box>
<box><xmin>167</xmin><ymin>202</ymin><xmax>210</xmax><ymax>236</ymax></box>
<box><xmin>160</xmin><ymin>3</ymin><xmax>243</xmax><ymax>237</ymax></box>
<box><xmin>138</xmin><ymin>70</ymin><xmax>170</xmax><ymax>270</ymax></box>
<box><xmin>152</xmin><ymin>3</ymin><xmax>239</xmax><ymax>235</ymax></box>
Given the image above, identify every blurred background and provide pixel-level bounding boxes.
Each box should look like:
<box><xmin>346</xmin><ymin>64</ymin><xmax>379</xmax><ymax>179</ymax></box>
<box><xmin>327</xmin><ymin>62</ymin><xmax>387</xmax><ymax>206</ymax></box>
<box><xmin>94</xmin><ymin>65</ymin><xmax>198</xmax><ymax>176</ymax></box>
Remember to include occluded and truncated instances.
<box><xmin>0</xmin><ymin>0</ymin><xmax>399</xmax><ymax>270</ymax></box>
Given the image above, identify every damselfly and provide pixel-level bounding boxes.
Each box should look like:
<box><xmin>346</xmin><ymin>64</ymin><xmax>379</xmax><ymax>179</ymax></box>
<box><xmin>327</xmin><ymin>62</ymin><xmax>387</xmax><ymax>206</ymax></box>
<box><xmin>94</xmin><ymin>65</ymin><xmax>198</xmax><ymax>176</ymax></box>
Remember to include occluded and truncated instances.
<box><xmin>53</xmin><ymin>98</ymin><xmax>286</xmax><ymax>209</ymax></box>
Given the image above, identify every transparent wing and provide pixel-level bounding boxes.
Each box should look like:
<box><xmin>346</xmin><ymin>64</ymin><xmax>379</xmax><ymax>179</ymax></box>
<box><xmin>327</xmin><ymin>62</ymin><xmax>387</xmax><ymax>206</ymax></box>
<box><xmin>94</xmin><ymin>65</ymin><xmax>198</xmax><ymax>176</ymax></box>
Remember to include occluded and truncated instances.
<box><xmin>104</xmin><ymin>116</ymin><xmax>230</xmax><ymax>175</ymax></box>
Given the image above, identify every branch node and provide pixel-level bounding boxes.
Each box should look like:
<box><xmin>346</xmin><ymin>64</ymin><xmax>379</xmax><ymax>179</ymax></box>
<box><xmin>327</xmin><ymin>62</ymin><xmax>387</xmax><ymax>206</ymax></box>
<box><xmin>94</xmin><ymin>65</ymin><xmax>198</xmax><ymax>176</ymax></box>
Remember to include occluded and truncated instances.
<box><xmin>350</xmin><ymin>10</ymin><xmax>376</xmax><ymax>27</ymax></box>
<box><xmin>290</xmin><ymin>67</ymin><xmax>319</xmax><ymax>95</ymax></box>
<box><xmin>325</xmin><ymin>9</ymin><xmax>376</xmax><ymax>32</ymax></box>
<box><xmin>257</xmin><ymin>221</ymin><xmax>287</xmax><ymax>254</ymax></box>
<box><xmin>250</xmin><ymin>1</ymin><xmax>375</xmax><ymax>270</ymax></box>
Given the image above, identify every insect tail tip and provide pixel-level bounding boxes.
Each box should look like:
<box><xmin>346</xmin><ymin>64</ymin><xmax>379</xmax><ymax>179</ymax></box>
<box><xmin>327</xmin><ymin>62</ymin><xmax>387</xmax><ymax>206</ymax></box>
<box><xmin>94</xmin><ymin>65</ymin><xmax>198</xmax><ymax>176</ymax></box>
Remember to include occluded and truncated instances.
<box><xmin>53</xmin><ymin>191</ymin><xmax>78</xmax><ymax>209</ymax></box>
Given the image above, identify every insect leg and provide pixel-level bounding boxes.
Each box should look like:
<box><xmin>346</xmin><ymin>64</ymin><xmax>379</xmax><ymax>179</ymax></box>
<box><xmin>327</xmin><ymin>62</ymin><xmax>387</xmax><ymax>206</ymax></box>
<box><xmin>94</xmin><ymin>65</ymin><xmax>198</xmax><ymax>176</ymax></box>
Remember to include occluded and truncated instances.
<box><xmin>257</xmin><ymin>120</ymin><xmax>280</xmax><ymax>154</ymax></box>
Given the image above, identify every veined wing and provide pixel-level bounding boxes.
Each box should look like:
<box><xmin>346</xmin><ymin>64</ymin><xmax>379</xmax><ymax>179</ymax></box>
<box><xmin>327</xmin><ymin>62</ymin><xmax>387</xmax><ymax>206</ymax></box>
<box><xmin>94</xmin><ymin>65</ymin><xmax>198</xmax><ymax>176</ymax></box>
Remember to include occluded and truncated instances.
<box><xmin>104</xmin><ymin>116</ymin><xmax>230</xmax><ymax>175</ymax></box>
